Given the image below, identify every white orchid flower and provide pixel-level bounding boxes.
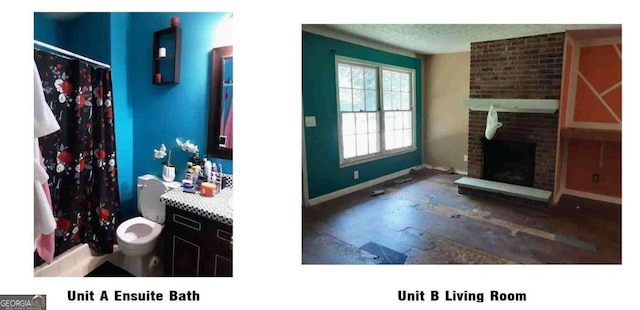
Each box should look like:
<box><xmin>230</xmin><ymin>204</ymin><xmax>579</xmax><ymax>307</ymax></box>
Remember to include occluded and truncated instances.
<box><xmin>153</xmin><ymin>144</ymin><xmax>167</xmax><ymax>159</ymax></box>
<box><xmin>182</xmin><ymin>140</ymin><xmax>191</xmax><ymax>151</ymax></box>
<box><xmin>176</xmin><ymin>138</ymin><xmax>184</xmax><ymax>148</ymax></box>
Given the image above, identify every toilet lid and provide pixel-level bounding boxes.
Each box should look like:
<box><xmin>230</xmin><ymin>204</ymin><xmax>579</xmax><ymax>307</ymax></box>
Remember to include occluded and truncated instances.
<box><xmin>139</xmin><ymin>178</ymin><xmax>168</xmax><ymax>224</ymax></box>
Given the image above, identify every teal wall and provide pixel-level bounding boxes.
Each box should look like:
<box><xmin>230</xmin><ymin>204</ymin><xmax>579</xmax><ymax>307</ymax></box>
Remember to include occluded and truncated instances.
<box><xmin>34</xmin><ymin>13</ymin><xmax>64</xmax><ymax>47</ymax></box>
<box><xmin>128</xmin><ymin>12</ymin><xmax>232</xmax><ymax>190</ymax></box>
<box><xmin>110</xmin><ymin>13</ymin><xmax>135</xmax><ymax>219</ymax></box>
<box><xmin>34</xmin><ymin>12</ymin><xmax>233</xmax><ymax>220</ymax></box>
<box><xmin>63</xmin><ymin>13</ymin><xmax>111</xmax><ymax>64</ymax></box>
<box><xmin>302</xmin><ymin>31</ymin><xmax>422</xmax><ymax>199</ymax></box>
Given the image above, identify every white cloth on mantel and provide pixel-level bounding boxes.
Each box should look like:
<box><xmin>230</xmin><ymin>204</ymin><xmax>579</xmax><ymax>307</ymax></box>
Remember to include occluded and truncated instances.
<box><xmin>34</xmin><ymin>61</ymin><xmax>60</xmax><ymax>247</ymax></box>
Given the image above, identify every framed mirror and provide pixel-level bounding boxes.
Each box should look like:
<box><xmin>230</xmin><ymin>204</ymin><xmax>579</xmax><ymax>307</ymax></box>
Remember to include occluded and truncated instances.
<box><xmin>207</xmin><ymin>46</ymin><xmax>233</xmax><ymax>159</ymax></box>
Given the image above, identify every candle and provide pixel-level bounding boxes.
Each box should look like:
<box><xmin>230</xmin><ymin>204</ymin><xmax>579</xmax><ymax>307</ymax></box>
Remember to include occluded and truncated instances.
<box><xmin>171</xmin><ymin>17</ymin><xmax>179</xmax><ymax>27</ymax></box>
<box><xmin>158</xmin><ymin>47</ymin><xmax>166</xmax><ymax>58</ymax></box>
<box><xmin>154</xmin><ymin>73</ymin><xmax>162</xmax><ymax>83</ymax></box>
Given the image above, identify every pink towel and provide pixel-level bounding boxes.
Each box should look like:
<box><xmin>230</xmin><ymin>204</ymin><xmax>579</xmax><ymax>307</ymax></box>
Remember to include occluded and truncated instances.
<box><xmin>35</xmin><ymin>148</ymin><xmax>55</xmax><ymax>263</ymax></box>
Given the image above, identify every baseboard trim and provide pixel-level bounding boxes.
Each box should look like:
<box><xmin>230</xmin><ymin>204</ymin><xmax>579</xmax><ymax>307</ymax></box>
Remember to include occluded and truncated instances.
<box><xmin>425</xmin><ymin>164</ymin><xmax>467</xmax><ymax>176</ymax></box>
<box><xmin>562</xmin><ymin>189</ymin><xmax>621</xmax><ymax>205</ymax></box>
<box><xmin>308</xmin><ymin>167</ymin><xmax>414</xmax><ymax>207</ymax></box>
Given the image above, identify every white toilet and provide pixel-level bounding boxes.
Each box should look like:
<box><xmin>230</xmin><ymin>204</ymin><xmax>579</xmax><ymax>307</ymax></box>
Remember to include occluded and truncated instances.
<box><xmin>116</xmin><ymin>174</ymin><xmax>180</xmax><ymax>276</ymax></box>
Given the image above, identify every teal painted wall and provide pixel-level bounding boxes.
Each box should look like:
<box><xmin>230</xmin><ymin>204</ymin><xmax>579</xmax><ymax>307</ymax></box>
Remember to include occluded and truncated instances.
<box><xmin>302</xmin><ymin>31</ymin><xmax>422</xmax><ymax>199</ymax></box>
<box><xmin>63</xmin><ymin>13</ymin><xmax>111</xmax><ymax>64</ymax></box>
<box><xmin>128</xmin><ymin>12</ymin><xmax>232</xmax><ymax>194</ymax></box>
<box><xmin>34</xmin><ymin>13</ymin><xmax>64</xmax><ymax>46</ymax></box>
<box><xmin>110</xmin><ymin>13</ymin><xmax>136</xmax><ymax>220</ymax></box>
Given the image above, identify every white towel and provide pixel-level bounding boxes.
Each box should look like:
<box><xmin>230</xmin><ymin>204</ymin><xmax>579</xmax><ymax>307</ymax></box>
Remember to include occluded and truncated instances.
<box><xmin>34</xmin><ymin>61</ymin><xmax>60</xmax><ymax>247</ymax></box>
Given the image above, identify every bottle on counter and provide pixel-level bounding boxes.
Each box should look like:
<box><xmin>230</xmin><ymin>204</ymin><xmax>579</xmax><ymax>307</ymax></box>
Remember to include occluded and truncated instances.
<box><xmin>185</xmin><ymin>162</ymin><xmax>193</xmax><ymax>181</ymax></box>
<box><xmin>203</xmin><ymin>158</ymin><xmax>212</xmax><ymax>183</ymax></box>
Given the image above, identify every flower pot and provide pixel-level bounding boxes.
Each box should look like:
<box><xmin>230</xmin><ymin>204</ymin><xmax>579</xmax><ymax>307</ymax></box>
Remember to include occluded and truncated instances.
<box><xmin>162</xmin><ymin>165</ymin><xmax>176</xmax><ymax>182</ymax></box>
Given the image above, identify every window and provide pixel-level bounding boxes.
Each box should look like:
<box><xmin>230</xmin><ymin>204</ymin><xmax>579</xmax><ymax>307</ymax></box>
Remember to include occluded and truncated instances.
<box><xmin>336</xmin><ymin>56</ymin><xmax>416</xmax><ymax>166</ymax></box>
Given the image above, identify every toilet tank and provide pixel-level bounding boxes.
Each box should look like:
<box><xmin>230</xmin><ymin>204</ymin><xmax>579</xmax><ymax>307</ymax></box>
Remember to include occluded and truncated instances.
<box><xmin>137</xmin><ymin>174</ymin><xmax>180</xmax><ymax>222</ymax></box>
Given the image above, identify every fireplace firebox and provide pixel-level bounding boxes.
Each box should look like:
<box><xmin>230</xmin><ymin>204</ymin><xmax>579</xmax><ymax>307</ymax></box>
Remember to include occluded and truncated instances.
<box><xmin>482</xmin><ymin>138</ymin><xmax>536</xmax><ymax>187</ymax></box>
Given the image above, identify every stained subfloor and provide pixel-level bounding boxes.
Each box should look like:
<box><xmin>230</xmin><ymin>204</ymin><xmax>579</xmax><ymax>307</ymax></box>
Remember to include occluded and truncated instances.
<box><xmin>302</xmin><ymin>169</ymin><xmax>621</xmax><ymax>264</ymax></box>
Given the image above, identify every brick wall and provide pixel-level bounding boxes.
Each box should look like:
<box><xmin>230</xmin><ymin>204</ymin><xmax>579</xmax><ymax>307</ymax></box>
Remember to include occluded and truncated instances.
<box><xmin>470</xmin><ymin>32</ymin><xmax>564</xmax><ymax>99</ymax></box>
<box><xmin>467</xmin><ymin>32</ymin><xmax>564</xmax><ymax>192</ymax></box>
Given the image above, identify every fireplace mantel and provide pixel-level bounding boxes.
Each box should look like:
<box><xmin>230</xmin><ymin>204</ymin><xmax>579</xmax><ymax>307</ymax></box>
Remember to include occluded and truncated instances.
<box><xmin>463</xmin><ymin>99</ymin><xmax>559</xmax><ymax>114</ymax></box>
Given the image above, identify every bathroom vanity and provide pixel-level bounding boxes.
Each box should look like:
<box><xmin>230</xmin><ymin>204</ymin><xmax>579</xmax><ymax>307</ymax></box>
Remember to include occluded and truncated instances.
<box><xmin>160</xmin><ymin>183</ymin><xmax>233</xmax><ymax>277</ymax></box>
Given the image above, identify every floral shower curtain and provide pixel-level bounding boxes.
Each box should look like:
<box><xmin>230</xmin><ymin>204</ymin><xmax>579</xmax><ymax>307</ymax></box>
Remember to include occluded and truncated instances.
<box><xmin>34</xmin><ymin>50</ymin><xmax>120</xmax><ymax>259</ymax></box>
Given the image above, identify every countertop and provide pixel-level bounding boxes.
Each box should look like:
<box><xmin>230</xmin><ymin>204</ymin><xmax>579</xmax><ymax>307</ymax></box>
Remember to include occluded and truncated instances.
<box><xmin>160</xmin><ymin>188</ymin><xmax>233</xmax><ymax>226</ymax></box>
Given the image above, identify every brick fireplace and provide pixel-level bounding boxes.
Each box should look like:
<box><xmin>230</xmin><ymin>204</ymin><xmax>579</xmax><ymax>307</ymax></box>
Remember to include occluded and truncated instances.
<box><xmin>461</xmin><ymin>32</ymin><xmax>564</xmax><ymax>206</ymax></box>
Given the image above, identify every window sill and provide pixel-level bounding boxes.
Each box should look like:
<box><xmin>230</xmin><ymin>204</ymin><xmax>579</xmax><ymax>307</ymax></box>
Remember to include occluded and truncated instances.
<box><xmin>339</xmin><ymin>146</ymin><xmax>417</xmax><ymax>168</ymax></box>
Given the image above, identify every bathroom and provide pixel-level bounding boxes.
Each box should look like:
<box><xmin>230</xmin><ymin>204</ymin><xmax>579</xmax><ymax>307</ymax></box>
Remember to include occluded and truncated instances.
<box><xmin>33</xmin><ymin>12</ymin><xmax>233</xmax><ymax>277</ymax></box>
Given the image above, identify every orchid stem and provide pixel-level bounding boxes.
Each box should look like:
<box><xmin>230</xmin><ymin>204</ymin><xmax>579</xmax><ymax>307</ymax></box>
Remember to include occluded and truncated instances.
<box><xmin>168</xmin><ymin>149</ymin><xmax>172</xmax><ymax>166</ymax></box>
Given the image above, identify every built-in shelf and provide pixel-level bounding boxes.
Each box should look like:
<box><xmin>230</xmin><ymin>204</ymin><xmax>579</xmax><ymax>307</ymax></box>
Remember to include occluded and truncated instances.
<box><xmin>152</xmin><ymin>26</ymin><xmax>181</xmax><ymax>85</ymax></box>
<box><xmin>560</xmin><ymin>127</ymin><xmax>621</xmax><ymax>142</ymax></box>
<box><xmin>463</xmin><ymin>98</ymin><xmax>559</xmax><ymax>113</ymax></box>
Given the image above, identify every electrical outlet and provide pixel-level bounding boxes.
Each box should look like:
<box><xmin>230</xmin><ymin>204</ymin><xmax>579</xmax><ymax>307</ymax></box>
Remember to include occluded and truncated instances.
<box><xmin>592</xmin><ymin>173</ymin><xmax>599</xmax><ymax>182</ymax></box>
<box><xmin>354</xmin><ymin>171</ymin><xmax>359</xmax><ymax>179</ymax></box>
<box><xmin>464</xmin><ymin>155</ymin><xmax>468</xmax><ymax>162</ymax></box>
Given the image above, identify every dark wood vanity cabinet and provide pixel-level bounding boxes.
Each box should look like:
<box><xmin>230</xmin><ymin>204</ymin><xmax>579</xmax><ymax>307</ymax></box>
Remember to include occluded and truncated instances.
<box><xmin>163</xmin><ymin>204</ymin><xmax>232</xmax><ymax>277</ymax></box>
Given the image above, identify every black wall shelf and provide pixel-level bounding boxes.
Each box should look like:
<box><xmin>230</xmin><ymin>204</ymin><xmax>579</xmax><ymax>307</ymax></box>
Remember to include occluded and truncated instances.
<box><xmin>152</xmin><ymin>26</ymin><xmax>182</xmax><ymax>85</ymax></box>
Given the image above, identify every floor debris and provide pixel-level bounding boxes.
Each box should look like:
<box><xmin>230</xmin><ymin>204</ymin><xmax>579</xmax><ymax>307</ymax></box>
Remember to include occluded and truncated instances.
<box><xmin>450</xmin><ymin>214</ymin><xmax>461</xmax><ymax>218</ymax></box>
<box><xmin>371</xmin><ymin>189</ymin><xmax>385</xmax><ymax>196</ymax></box>
<box><xmin>395</xmin><ymin>177</ymin><xmax>413</xmax><ymax>184</ymax></box>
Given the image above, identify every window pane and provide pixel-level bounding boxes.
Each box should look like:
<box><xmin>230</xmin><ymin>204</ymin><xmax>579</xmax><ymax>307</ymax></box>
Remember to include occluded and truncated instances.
<box><xmin>395</xmin><ymin>130</ymin><xmax>403</xmax><ymax>148</ymax></box>
<box><xmin>365</xmin><ymin>68</ymin><xmax>376</xmax><ymax>90</ymax></box>
<box><xmin>353</xmin><ymin>89</ymin><xmax>364</xmax><ymax>111</ymax></box>
<box><xmin>401</xmin><ymin>93</ymin><xmax>410</xmax><ymax>110</ymax></box>
<box><xmin>352</xmin><ymin>67</ymin><xmax>364</xmax><ymax>89</ymax></box>
<box><xmin>403</xmin><ymin>129</ymin><xmax>412</xmax><ymax>147</ymax></box>
<box><xmin>343</xmin><ymin>135</ymin><xmax>356</xmax><ymax>159</ymax></box>
<box><xmin>383</xmin><ymin>91</ymin><xmax>392</xmax><ymax>110</ymax></box>
<box><xmin>403</xmin><ymin>111</ymin><xmax>412</xmax><ymax>129</ymax></box>
<box><xmin>365</xmin><ymin>90</ymin><xmax>377</xmax><ymax>111</ymax></box>
<box><xmin>392</xmin><ymin>92</ymin><xmax>401</xmax><ymax>110</ymax></box>
<box><xmin>342</xmin><ymin>113</ymin><xmax>355</xmax><ymax>135</ymax></box>
<box><xmin>391</xmin><ymin>72</ymin><xmax>400</xmax><ymax>91</ymax></box>
<box><xmin>367</xmin><ymin>112</ymin><xmax>378</xmax><ymax>132</ymax></box>
<box><xmin>368</xmin><ymin>132</ymin><xmax>378</xmax><ymax>153</ymax></box>
<box><xmin>339</xmin><ymin>88</ymin><xmax>352</xmax><ymax>111</ymax></box>
<box><xmin>385</xmin><ymin>130</ymin><xmax>394</xmax><ymax>150</ymax></box>
<box><xmin>384</xmin><ymin>112</ymin><xmax>394</xmax><ymax>131</ymax></box>
<box><xmin>400</xmin><ymin>73</ymin><xmax>410</xmax><ymax>92</ymax></box>
<box><xmin>338</xmin><ymin>65</ymin><xmax>352</xmax><ymax>88</ymax></box>
<box><xmin>394</xmin><ymin>111</ymin><xmax>403</xmax><ymax>129</ymax></box>
<box><xmin>356</xmin><ymin>134</ymin><xmax>368</xmax><ymax>156</ymax></box>
<box><xmin>382</xmin><ymin>71</ymin><xmax>391</xmax><ymax>90</ymax></box>
<box><xmin>355</xmin><ymin>113</ymin><xmax>367</xmax><ymax>134</ymax></box>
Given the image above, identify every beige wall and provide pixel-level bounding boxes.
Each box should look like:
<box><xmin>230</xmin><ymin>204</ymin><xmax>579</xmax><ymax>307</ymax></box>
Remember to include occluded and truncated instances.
<box><xmin>422</xmin><ymin>52</ymin><xmax>470</xmax><ymax>174</ymax></box>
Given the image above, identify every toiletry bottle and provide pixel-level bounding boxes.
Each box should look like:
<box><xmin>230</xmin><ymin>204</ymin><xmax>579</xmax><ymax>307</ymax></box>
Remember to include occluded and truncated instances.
<box><xmin>185</xmin><ymin>162</ymin><xmax>193</xmax><ymax>181</ymax></box>
<box><xmin>203</xmin><ymin>159</ymin><xmax>212</xmax><ymax>183</ymax></box>
<box><xmin>212</xmin><ymin>162</ymin><xmax>218</xmax><ymax>184</ymax></box>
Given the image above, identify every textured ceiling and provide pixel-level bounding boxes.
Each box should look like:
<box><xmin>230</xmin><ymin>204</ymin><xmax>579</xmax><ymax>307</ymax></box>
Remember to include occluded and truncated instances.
<box><xmin>320</xmin><ymin>24</ymin><xmax>621</xmax><ymax>54</ymax></box>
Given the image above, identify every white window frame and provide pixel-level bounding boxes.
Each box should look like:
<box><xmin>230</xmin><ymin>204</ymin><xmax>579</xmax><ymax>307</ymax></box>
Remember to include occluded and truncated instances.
<box><xmin>335</xmin><ymin>56</ymin><xmax>417</xmax><ymax>168</ymax></box>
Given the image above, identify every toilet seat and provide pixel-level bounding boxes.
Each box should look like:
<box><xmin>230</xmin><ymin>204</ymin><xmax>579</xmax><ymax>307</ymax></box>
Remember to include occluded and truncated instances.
<box><xmin>116</xmin><ymin>217</ymin><xmax>162</xmax><ymax>245</ymax></box>
<box><xmin>139</xmin><ymin>178</ymin><xmax>169</xmax><ymax>224</ymax></box>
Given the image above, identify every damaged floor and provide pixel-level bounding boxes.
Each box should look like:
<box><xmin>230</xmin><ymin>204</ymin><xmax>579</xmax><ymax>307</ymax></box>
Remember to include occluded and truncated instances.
<box><xmin>302</xmin><ymin>169</ymin><xmax>621</xmax><ymax>264</ymax></box>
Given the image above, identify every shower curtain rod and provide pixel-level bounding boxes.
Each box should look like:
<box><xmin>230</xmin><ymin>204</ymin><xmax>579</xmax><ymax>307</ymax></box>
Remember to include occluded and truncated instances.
<box><xmin>34</xmin><ymin>40</ymin><xmax>111</xmax><ymax>69</ymax></box>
